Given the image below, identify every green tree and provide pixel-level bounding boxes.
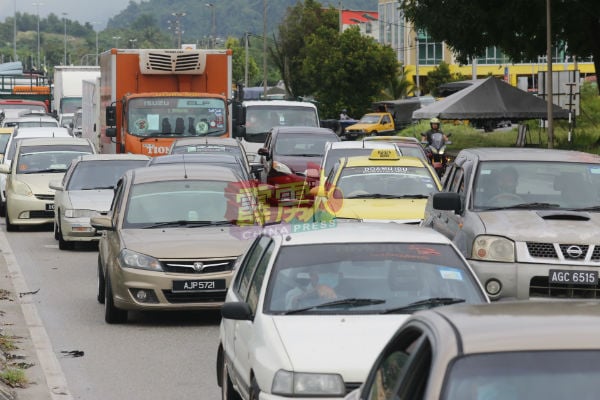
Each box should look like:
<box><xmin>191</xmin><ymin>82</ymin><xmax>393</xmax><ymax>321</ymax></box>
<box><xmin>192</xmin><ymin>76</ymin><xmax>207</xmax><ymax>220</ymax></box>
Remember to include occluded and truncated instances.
<box><xmin>271</xmin><ymin>0</ymin><xmax>339</xmax><ymax>98</ymax></box>
<box><xmin>401</xmin><ymin>0</ymin><xmax>600</xmax><ymax>94</ymax></box>
<box><xmin>226</xmin><ymin>37</ymin><xmax>260</xmax><ymax>87</ymax></box>
<box><xmin>424</xmin><ymin>61</ymin><xmax>467</xmax><ymax>96</ymax></box>
<box><xmin>381</xmin><ymin>63</ymin><xmax>413</xmax><ymax>100</ymax></box>
<box><xmin>302</xmin><ymin>26</ymin><xmax>398</xmax><ymax>118</ymax></box>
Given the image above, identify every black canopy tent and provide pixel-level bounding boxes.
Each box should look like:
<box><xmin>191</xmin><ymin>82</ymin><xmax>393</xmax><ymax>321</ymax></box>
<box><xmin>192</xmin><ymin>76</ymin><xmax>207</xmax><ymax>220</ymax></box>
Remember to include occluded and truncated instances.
<box><xmin>413</xmin><ymin>77</ymin><xmax>569</xmax><ymax>121</ymax></box>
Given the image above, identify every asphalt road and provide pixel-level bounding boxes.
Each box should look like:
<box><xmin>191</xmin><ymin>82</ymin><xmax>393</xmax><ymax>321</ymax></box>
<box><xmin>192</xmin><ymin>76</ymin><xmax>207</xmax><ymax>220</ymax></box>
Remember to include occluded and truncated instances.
<box><xmin>2</xmin><ymin>223</ymin><xmax>222</xmax><ymax>400</ymax></box>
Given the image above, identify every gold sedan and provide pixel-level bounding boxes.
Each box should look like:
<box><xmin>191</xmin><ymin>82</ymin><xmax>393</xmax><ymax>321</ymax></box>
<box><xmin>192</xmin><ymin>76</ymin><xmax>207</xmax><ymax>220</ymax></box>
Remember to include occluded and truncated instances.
<box><xmin>92</xmin><ymin>163</ymin><xmax>263</xmax><ymax>323</ymax></box>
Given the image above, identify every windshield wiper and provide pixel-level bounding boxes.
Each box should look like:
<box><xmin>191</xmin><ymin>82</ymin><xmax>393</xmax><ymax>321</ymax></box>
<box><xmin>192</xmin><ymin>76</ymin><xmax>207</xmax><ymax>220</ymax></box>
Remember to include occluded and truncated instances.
<box><xmin>382</xmin><ymin>297</ymin><xmax>465</xmax><ymax>314</ymax></box>
<box><xmin>482</xmin><ymin>202</ymin><xmax>560</xmax><ymax>211</ymax></box>
<box><xmin>141</xmin><ymin>220</ymin><xmax>233</xmax><ymax>229</ymax></box>
<box><xmin>566</xmin><ymin>206</ymin><xmax>600</xmax><ymax>211</ymax></box>
<box><xmin>283</xmin><ymin>298</ymin><xmax>386</xmax><ymax>315</ymax></box>
<box><xmin>287</xmin><ymin>153</ymin><xmax>322</xmax><ymax>157</ymax></box>
<box><xmin>81</xmin><ymin>186</ymin><xmax>114</xmax><ymax>190</ymax></box>
<box><xmin>22</xmin><ymin>168</ymin><xmax>65</xmax><ymax>174</ymax></box>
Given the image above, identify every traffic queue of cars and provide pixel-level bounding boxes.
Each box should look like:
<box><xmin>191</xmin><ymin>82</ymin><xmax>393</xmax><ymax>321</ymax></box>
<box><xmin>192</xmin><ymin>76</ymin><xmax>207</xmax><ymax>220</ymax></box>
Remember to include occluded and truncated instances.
<box><xmin>3</xmin><ymin>114</ymin><xmax>600</xmax><ymax>400</ymax></box>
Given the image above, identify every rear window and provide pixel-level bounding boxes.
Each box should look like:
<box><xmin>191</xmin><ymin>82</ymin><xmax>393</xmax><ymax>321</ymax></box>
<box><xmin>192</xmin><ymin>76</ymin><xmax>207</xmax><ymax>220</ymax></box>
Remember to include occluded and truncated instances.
<box><xmin>16</xmin><ymin>145</ymin><xmax>93</xmax><ymax>173</ymax></box>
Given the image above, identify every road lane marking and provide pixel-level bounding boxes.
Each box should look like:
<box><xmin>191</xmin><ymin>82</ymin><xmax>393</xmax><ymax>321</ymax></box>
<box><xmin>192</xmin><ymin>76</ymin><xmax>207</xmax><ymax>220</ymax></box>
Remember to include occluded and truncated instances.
<box><xmin>0</xmin><ymin>230</ymin><xmax>73</xmax><ymax>400</ymax></box>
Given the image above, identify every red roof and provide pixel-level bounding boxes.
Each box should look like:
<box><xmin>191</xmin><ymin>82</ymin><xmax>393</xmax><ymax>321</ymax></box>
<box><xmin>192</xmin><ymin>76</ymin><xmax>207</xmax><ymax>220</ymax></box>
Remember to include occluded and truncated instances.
<box><xmin>342</xmin><ymin>10</ymin><xmax>378</xmax><ymax>25</ymax></box>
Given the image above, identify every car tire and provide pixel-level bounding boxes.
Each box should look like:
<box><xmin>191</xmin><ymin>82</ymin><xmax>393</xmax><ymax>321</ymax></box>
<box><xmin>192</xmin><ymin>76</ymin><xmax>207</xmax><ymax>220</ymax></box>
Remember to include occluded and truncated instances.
<box><xmin>58</xmin><ymin>220</ymin><xmax>74</xmax><ymax>250</ymax></box>
<box><xmin>221</xmin><ymin>353</ymin><xmax>241</xmax><ymax>400</ymax></box>
<box><xmin>370</xmin><ymin>131</ymin><xmax>377</xmax><ymax>137</ymax></box>
<box><xmin>104</xmin><ymin>275</ymin><xmax>127</xmax><ymax>324</ymax></box>
<box><xmin>97</xmin><ymin>255</ymin><xmax>106</xmax><ymax>304</ymax></box>
<box><xmin>249</xmin><ymin>376</ymin><xmax>260</xmax><ymax>400</ymax></box>
<box><xmin>54</xmin><ymin>221</ymin><xmax>59</xmax><ymax>240</ymax></box>
<box><xmin>5</xmin><ymin>203</ymin><xmax>16</xmax><ymax>232</ymax></box>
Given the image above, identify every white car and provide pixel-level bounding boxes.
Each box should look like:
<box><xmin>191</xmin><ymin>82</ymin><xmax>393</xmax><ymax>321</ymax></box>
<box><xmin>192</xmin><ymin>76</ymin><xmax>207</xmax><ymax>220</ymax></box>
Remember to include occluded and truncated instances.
<box><xmin>217</xmin><ymin>222</ymin><xmax>488</xmax><ymax>400</ymax></box>
<box><xmin>0</xmin><ymin>136</ymin><xmax>95</xmax><ymax>231</ymax></box>
<box><xmin>50</xmin><ymin>153</ymin><xmax>150</xmax><ymax>250</ymax></box>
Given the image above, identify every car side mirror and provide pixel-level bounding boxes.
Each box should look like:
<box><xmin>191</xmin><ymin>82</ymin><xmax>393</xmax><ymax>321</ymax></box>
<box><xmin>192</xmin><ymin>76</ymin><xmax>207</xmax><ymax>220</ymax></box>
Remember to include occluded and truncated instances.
<box><xmin>48</xmin><ymin>180</ymin><xmax>63</xmax><ymax>191</ymax></box>
<box><xmin>432</xmin><ymin>192</ymin><xmax>462</xmax><ymax>214</ymax></box>
<box><xmin>90</xmin><ymin>215</ymin><xmax>115</xmax><ymax>231</ymax></box>
<box><xmin>221</xmin><ymin>302</ymin><xmax>253</xmax><ymax>321</ymax></box>
<box><xmin>257</xmin><ymin>147</ymin><xmax>270</xmax><ymax>160</ymax></box>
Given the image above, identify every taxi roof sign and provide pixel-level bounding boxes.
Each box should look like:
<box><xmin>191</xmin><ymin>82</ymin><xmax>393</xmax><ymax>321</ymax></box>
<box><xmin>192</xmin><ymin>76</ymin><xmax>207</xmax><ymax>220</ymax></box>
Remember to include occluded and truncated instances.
<box><xmin>369</xmin><ymin>148</ymin><xmax>400</xmax><ymax>160</ymax></box>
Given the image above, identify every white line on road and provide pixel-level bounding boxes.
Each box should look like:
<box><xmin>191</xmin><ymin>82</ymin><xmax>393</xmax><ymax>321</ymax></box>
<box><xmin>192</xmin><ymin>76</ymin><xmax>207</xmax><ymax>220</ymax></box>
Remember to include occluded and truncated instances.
<box><xmin>0</xmin><ymin>230</ymin><xmax>73</xmax><ymax>400</ymax></box>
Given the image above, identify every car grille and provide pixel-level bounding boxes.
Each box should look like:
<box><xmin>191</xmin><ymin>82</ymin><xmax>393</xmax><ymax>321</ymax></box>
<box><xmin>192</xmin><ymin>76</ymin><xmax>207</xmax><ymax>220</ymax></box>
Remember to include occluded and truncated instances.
<box><xmin>161</xmin><ymin>258</ymin><xmax>236</xmax><ymax>274</ymax></box>
<box><xmin>530</xmin><ymin>276</ymin><xmax>600</xmax><ymax>298</ymax></box>
<box><xmin>162</xmin><ymin>290</ymin><xmax>227</xmax><ymax>303</ymax></box>
<box><xmin>526</xmin><ymin>242</ymin><xmax>600</xmax><ymax>261</ymax></box>
<box><xmin>35</xmin><ymin>194</ymin><xmax>54</xmax><ymax>201</ymax></box>
<box><xmin>29</xmin><ymin>210</ymin><xmax>53</xmax><ymax>218</ymax></box>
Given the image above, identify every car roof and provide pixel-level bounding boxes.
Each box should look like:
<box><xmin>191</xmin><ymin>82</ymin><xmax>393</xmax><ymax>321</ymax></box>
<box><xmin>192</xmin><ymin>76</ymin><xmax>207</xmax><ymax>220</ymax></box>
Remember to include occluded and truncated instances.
<box><xmin>17</xmin><ymin>137</ymin><xmax>92</xmax><ymax>146</ymax></box>
<box><xmin>326</xmin><ymin>141</ymin><xmax>397</xmax><ymax>150</ymax></box>
<box><xmin>128</xmin><ymin>163</ymin><xmax>244</xmax><ymax>184</ymax></box>
<box><xmin>172</xmin><ymin>137</ymin><xmax>241</xmax><ymax>148</ymax></box>
<box><xmin>461</xmin><ymin>147</ymin><xmax>600</xmax><ymax>163</ymax></box>
<box><xmin>13</xmin><ymin>127</ymin><xmax>71</xmax><ymax>137</ymax></box>
<box><xmin>364</xmin><ymin>135</ymin><xmax>421</xmax><ymax>143</ymax></box>
<box><xmin>272</xmin><ymin>126</ymin><xmax>337</xmax><ymax>136</ymax></box>
<box><xmin>74</xmin><ymin>154</ymin><xmax>150</xmax><ymax>163</ymax></box>
<box><xmin>242</xmin><ymin>100</ymin><xmax>316</xmax><ymax>108</ymax></box>
<box><xmin>265</xmin><ymin>222</ymin><xmax>454</xmax><ymax>246</ymax></box>
<box><xmin>423</xmin><ymin>301</ymin><xmax>600</xmax><ymax>353</ymax></box>
<box><xmin>344</xmin><ymin>154</ymin><xmax>426</xmax><ymax>168</ymax></box>
<box><xmin>149</xmin><ymin>153</ymin><xmax>240</xmax><ymax>165</ymax></box>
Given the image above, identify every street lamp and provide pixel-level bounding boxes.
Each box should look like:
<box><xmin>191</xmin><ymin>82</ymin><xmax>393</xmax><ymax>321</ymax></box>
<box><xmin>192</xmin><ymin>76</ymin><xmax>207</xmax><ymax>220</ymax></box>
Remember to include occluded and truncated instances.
<box><xmin>129</xmin><ymin>38</ymin><xmax>138</xmax><ymax>49</ymax></box>
<box><xmin>90</xmin><ymin>21</ymin><xmax>100</xmax><ymax>65</ymax></box>
<box><xmin>112</xmin><ymin>36</ymin><xmax>121</xmax><ymax>48</ymax></box>
<box><xmin>171</xmin><ymin>12</ymin><xmax>186</xmax><ymax>48</ymax></box>
<box><xmin>33</xmin><ymin>2</ymin><xmax>43</xmax><ymax>69</ymax></box>
<box><xmin>62</xmin><ymin>12</ymin><xmax>67</xmax><ymax>65</ymax></box>
<box><xmin>205</xmin><ymin>3</ymin><xmax>216</xmax><ymax>47</ymax></box>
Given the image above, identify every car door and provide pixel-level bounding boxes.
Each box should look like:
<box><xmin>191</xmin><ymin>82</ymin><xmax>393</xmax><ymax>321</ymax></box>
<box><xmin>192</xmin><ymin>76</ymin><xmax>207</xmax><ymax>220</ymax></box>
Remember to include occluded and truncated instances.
<box><xmin>224</xmin><ymin>235</ymin><xmax>273</xmax><ymax>393</ymax></box>
<box><xmin>363</xmin><ymin>324</ymin><xmax>433</xmax><ymax>400</ymax></box>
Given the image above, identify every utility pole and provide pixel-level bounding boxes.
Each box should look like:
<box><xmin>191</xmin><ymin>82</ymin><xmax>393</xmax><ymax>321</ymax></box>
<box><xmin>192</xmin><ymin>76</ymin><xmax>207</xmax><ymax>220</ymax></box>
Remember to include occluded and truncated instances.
<box><xmin>263</xmin><ymin>0</ymin><xmax>267</xmax><ymax>97</ymax></box>
<box><xmin>62</xmin><ymin>12</ymin><xmax>68</xmax><ymax>65</ymax></box>
<box><xmin>33</xmin><ymin>2</ymin><xmax>44</xmax><ymax>69</ymax></box>
<box><xmin>546</xmin><ymin>0</ymin><xmax>554</xmax><ymax>148</ymax></box>
<box><xmin>13</xmin><ymin>0</ymin><xmax>17</xmax><ymax>61</ymax></box>
<box><xmin>244</xmin><ymin>32</ymin><xmax>249</xmax><ymax>88</ymax></box>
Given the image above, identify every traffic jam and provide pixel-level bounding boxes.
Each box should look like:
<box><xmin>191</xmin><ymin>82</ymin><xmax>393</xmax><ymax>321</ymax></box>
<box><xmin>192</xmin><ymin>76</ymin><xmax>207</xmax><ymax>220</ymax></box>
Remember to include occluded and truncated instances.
<box><xmin>2</xmin><ymin>48</ymin><xmax>600</xmax><ymax>400</ymax></box>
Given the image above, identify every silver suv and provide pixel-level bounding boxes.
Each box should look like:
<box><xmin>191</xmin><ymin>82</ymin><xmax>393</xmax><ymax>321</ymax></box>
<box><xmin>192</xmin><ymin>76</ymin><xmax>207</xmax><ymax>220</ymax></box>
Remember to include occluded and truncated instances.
<box><xmin>422</xmin><ymin>147</ymin><xmax>600</xmax><ymax>300</ymax></box>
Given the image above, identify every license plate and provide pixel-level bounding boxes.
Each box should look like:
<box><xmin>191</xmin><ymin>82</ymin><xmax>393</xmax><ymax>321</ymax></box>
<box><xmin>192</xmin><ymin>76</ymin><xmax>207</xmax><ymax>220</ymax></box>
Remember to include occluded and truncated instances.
<box><xmin>172</xmin><ymin>279</ymin><xmax>226</xmax><ymax>293</ymax></box>
<box><xmin>549</xmin><ymin>269</ymin><xmax>598</xmax><ymax>285</ymax></box>
<box><xmin>45</xmin><ymin>203</ymin><xmax>55</xmax><ymax>211</ymax></box>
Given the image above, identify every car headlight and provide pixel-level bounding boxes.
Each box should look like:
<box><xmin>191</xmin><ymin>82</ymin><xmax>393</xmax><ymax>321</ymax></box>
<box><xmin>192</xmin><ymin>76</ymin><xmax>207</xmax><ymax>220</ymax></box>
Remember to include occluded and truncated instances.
<box><xmin>271</xmin><ymin>370</ymin><xmax>345</xmax><ymax>397</ymax></box>
<box><xmin>472</xmin><ymin>235</ymin><xmax>515</xmax><ymax>262</ymax></box>
<box><xmin>118</xmin><ymin>249</ymin><xmax>163</xmax><ymax>271</ymax></box>
<box><xmin>11</xmin><ymin>179</ymin><xmax>33</xmax><ymax>196</ymax></box>
<box><xmin>64</xmin><ymin>209</ymin><xmax>97</xmax><ymax>218</ymax></box>
<box><xmin>272</xmin><ymin>161</ymin><xmax>293</xmax><ymax>175</ymax></box>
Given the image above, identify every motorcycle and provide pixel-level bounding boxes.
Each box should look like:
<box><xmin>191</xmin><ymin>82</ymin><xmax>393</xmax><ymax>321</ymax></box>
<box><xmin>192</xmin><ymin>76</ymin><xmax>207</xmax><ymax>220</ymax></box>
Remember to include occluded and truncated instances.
<box><xmin>422</xmin><ymin>132</ymin><xmax>452</xmax><ymax>178</ymax></box>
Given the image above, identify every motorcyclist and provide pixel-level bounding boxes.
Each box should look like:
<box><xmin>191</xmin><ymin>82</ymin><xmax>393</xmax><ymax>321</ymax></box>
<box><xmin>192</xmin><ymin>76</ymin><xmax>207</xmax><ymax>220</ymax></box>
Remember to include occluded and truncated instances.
<box><xmin>421</xmin><ymin>117</ymin><xmax>449</xmax><ymax>145</ymax></box>
<box><xmin>339</xmin><ymin>109</ymin><xmax>351</xmax><ymax>120</ymax></box>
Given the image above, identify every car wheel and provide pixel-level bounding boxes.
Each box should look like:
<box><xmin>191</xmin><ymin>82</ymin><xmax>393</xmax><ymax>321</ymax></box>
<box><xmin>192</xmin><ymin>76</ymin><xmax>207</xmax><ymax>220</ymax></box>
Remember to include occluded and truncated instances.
<box><xmin>370</xmin><ymin>131</ymin><xmax>377</xmax><ymax>137</ymax></box>
<box><xmin>97</xmin><ymin>255</ymin><xmax>106</xmax><ymax>304</ymax></box>
<box><xmin>221</xmin><ymin>352</ymin><xmax>241</xmax><ymax>400</ymax></box>
<box><xmin>58</xmin><ymin>220</ymin><xmax>74</xmax><ymax>250</ymax></box>
<box><xmin>5</xmin><ymin>203</ymin><xmax>16</xmax><ymax>232</ymax></box>
<box><xmin>104</xmin><ymin>275</ymin><xmax>127</xmax><ymax>324</ymax></box>
<box><xmin>249</xmin><ymin>376</ymin><xmax>260</xmax><ymax>400</ymax></box>
<box><xmin>53</xmin><ymin>221</ymin><xmax>59</xmax><ymax>240</ymax></box>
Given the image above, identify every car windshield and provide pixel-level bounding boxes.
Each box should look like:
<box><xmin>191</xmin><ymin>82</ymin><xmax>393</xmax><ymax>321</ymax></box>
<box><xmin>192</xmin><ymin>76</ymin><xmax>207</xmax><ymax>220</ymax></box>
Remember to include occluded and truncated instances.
<box><xmin>274</xmin><ymin>133</ymin><xmax>332</xmax><ymax>157</ymax></box>
<box><xmin>336</xmin><ymin>166</ymin><xmax>438</xmax><ymax>198</ymax></box>
<box><xmin>245</xmin><ymin>106</ymin><xmax>319</xmax><ymax>138</ymax></box>
<box><xmin>16</xmin><ymin>121</ymin><xmax>59</xmax><ymax>128</ymax></box>
<box><xmin>66</xmin><ymin>160</ymin><xmax>149</xmax><ymax>190</ymax></box>
<box><xmin>324</xmin><ymin>148</ymin><xmax>392</xmax><ymax>176</ymax></box>
<box><xmin>16</xmin><ymin>146</ymin><xmax>93</xmax><ymax>174</ymax></box>
<box><xmin>442</xmin><ymin>351</ymin><xmax>600</xmax><ymax>400</ymax></box>
<box><xmin>123</xmin><ymin>180</ymin><xmax>257</xmax><ymax>228</ymax></box>
<box><xmin>171</xmin><ymin>144</ymin><xmax>244</xmax><ymax>160</ymax></box>
<box><xmin>358</xmin><ymin>115</ymin><xmax>381</xmax><ymax>124</ymax></box>
<box><xmin>265</xmin><ymin>242</ymin><xmax>485</xmax><ymax>314</ymax></box>
<box><xmin>473</xmin><ymin>161</ymin><xmax>600</xmax><ymax>210</ymax></box>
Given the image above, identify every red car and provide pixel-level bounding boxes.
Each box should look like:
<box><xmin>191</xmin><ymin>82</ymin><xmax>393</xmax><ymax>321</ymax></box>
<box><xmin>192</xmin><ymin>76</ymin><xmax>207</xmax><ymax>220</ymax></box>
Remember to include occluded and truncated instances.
<box><xmin>257</xmin><ymin>126</ymin><xmax>340</xmax><ymax>207</ymax></box>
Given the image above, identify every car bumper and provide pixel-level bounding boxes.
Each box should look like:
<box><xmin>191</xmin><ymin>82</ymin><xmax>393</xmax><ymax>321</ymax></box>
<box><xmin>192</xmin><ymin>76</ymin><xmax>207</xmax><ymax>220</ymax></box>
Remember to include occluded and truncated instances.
<box><xmin>111</xmin><ymin>266</ymin><xmax>233</xmax><ymax>311</ymax></box>
<box><xmin>61</xmin><ymin>216</ymin><xmax>101</xmax><ymax>241</ymax></box>
<box><xmin>469</xmin><ymin>259</ymin><xmax>600</xmax><ymax>300</ymax></box>
<box><xmin>6</xmin><ymin>194</ymin><xmax>53</xmax><ymax>225</ymax></box>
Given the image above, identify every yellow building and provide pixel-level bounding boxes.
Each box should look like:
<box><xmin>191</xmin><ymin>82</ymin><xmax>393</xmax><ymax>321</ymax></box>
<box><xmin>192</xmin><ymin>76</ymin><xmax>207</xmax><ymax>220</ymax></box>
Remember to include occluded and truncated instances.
<box><xmin>373</xmin><ymin>0</ymin><xmax>595</xmax><ymax>94</ymax></box>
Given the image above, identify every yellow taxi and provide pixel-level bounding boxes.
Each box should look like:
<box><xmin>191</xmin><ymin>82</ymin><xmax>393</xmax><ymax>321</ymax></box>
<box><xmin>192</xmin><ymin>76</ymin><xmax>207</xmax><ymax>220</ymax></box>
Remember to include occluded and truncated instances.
<box><xmin>313</xmin><ymin>149</ymin><xmax>441</xmax><ymax>223</ymax></box>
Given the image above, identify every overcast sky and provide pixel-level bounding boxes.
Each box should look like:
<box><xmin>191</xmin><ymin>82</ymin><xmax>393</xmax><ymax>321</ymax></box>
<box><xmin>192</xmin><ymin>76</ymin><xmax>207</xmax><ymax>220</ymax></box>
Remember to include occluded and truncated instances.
<box><xmin>0</xmin><ymin>0</ymin><xmax>140</xmax><ymax>29</ymax></box>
